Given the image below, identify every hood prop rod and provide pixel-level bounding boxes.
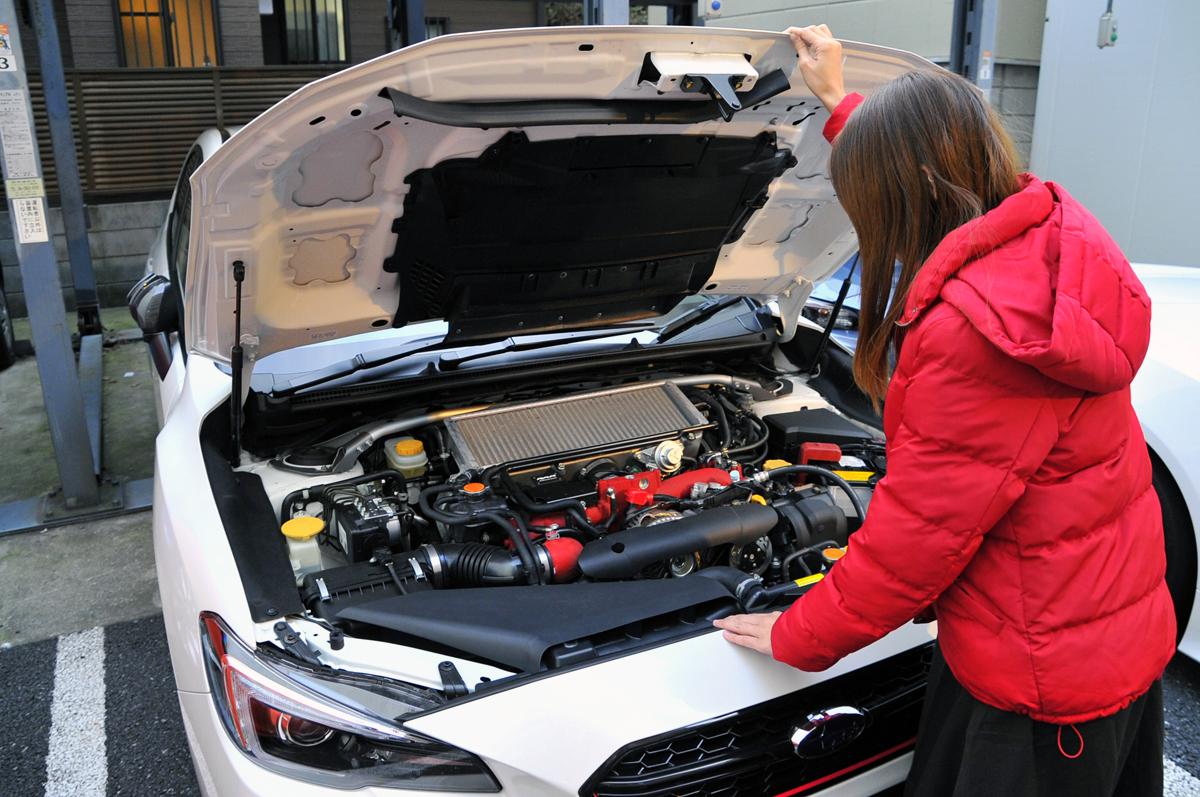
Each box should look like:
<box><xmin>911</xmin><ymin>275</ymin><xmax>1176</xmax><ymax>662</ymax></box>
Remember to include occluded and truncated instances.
<box><xmin>229</xmin><ymin>260</ymin><xmax>245</xmax><ymax>467</ymax></box>
<box><xmin>808</xmin><ymin>253</ymin><xmax>859</xmax><ymax>375</ymax></box>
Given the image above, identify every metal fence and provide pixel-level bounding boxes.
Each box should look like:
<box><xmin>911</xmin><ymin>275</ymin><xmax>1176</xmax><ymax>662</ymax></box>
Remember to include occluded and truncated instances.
<box><xmin>8</xmin><ymin>66</ymin><xmax>339</xmax><ymax>203</ymax></box>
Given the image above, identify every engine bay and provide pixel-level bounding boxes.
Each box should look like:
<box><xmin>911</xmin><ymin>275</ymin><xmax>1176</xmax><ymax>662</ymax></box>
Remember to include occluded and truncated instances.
<box><xmin>246</xmin><ymin>375</ymin><xmax>885</xmax><ymax>674</ymax></box>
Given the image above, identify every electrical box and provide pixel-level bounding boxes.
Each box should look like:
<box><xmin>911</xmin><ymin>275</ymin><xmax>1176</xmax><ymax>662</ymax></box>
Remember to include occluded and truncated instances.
<box><xmin>1097</xmin><ymin>11</ymin><xmax>1118</xmax><ymax>48</ymax></box>
<box><xmin>697</xmin><ymin>0</ymin><xmax>722</xmax><ymax>20</ymax></box>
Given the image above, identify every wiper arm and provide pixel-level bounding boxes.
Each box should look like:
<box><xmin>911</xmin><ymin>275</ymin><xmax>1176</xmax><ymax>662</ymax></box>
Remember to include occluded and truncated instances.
<box><xmin>653</xmin><ymin>296</ymin><xmax>751</xmax><ymax>345</ymax></box>
<box><xmin>437</xmin><ymin>324</ymin><xmax>656</xmax><ymax>370</ymax></box>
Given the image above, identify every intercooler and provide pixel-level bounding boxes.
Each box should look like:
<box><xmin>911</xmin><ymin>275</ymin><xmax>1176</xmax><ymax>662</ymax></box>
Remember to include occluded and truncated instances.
<box><xmin>443</xmin><ymin>381</ymin><xmax>711</xmax><ymax>470</ymax></box>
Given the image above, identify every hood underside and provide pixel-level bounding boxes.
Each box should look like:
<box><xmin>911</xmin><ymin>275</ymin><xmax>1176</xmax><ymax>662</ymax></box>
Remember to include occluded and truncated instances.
<box><xmin>185</xmin><ymin>26</ymin><xmax>935</xmax><ymax>364</ymax></box>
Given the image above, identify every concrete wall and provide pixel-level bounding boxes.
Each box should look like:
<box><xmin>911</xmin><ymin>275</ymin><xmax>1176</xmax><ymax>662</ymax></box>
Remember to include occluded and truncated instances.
<box><xmin>0</xmin><ymin>200</ymin><xmax>167</xmax><ymax>317</ymax></box>
<box><xmin>1031</xmin><ymin>0</ymin><xmax>1200</xmax><ymax>266</ymax></box>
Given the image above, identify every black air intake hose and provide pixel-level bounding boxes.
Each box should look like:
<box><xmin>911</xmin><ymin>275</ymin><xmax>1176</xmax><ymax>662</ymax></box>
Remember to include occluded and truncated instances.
<box><xmin>578</xmin><ymin>503</ymin><xmax>779</xmax><ymax>580</ymax></box>
<box><xmin>418</xmin><ymin>543</ymin><xmax>544</xmax><ymax>588</ymax></box>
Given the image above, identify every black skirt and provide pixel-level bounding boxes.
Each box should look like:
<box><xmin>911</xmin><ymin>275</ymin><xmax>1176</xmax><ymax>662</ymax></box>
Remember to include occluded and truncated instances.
<box><xmin>904</xmin><ymin>646</ymin><xmax>1163</xmax><ymax>797</ymax></box>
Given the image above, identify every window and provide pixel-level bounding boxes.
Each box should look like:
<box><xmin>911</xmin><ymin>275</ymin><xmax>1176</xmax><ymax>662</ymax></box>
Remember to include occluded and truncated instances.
<box><xmin>274</xmin><ymin>0</ymin><xmax>347</xmax><ymax>64</ymax></box>
<box><xmin>115</xmin><ymin>0</ymin><xmax>220</xmax><ymax>67</ymax></box>
<box><xmin>167</xmin><ymin>146</ymin><xmax>203</xmax><ymax>297</ymax></box>
<box><xmin>424</xmin><ymin>17</ymin><xmax>448</xmax><ymax>39</ymax></box>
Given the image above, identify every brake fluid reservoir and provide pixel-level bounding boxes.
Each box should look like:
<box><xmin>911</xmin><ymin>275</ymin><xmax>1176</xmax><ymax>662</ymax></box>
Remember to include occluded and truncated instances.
<box><xmin>281</xmin><ymin>516</ymin><xmax>324</xmax><ymax>582</ymax></box>
<box><xmin>385</xmin><ymin>437</ymin><xmax>428</xmax><ymax>478</ymax></box>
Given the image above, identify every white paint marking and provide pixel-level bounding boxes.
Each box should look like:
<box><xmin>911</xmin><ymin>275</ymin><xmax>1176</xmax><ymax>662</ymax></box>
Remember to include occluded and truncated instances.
<box><xmin>44</xmin><ymin>626</ymin><xmax>107</xmax><ymax>797</ymax></box>
<box><xmin>1167</xmin><ymin>757</ymin><xmax>1200</xmax><ymax>797</ymax></box>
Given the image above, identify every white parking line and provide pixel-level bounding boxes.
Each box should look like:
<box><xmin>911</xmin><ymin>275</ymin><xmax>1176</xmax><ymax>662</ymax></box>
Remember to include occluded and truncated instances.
<box><xmin>1168</xmin><ymin>757</ymin><xmax>1200</xmax><ymax>797</ymax></box>
<box><xmin>43</xmin><ymin>627</ymin><xmax>107</xmax><ymax>797</ymax></box>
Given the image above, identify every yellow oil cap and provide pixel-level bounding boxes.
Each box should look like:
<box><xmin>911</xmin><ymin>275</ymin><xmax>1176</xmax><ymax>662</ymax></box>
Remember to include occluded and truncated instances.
<box><xmin>281</xmin><ymin>516</ymin><xmax>325</xmax><ymax>540</ymax></box>
<box><xmin>833</xmin><ymin>470</ymin><xmax>874</xmax><ymax>483</ymax></box>
<box><xmin>764</xmin><ymin>459</ymin><xmax>792</xmax><ymax>470</ymax></box>
<box><xmin>394</xmin><ymin>438</ymin><xmax>425</xmax><ymax>456</ymax></box>
<box><xmin>749</xmin><ymin>494</ymin><xmax>768</xmax><ymax>506</ymax></box>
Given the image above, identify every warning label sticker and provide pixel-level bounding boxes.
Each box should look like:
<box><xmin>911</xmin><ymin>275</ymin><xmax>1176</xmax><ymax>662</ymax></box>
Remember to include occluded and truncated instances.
<box><xmin>5</xmin><ymin>177</ymin><xmax>42</xmax><ymax>198</ymax></box>
<box><xmin>0</xmin><ymin>90</ymin><xmax>38</xmax><ymax>178</ymax></box>
<box><xmin>0</xmin><ymin>24</ymin><xmax>15</xmax><ymax>72</ymax></box>
<box><xmin>13</xmin><ymin>196</ymin><xmax>48</xmax><ymax>243</ymax></box>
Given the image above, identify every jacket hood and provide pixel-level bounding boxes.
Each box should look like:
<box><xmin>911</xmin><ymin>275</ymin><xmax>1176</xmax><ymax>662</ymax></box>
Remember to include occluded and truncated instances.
<box><xmin>900</xmin><ymin>175</ymin><xmax>1152</xmax><ymax>394</ymax></box>
<box><xmin>183</xmin><ymin>26</ymin><xmax>937</xmax><ymax>366</ymax></box>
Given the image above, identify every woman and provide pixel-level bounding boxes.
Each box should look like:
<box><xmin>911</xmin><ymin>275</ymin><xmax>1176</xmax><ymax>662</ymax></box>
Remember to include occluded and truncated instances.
<box><xmin>712</xmin><ymin>25</ymin><xmax>1176</xmax><ymax>796</ymax></box>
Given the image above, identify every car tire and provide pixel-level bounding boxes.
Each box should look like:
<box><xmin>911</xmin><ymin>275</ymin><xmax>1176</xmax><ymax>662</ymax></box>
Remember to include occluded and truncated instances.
<box><xmin>0</xmin><ymin>286</ymin><xmax>16</xmax><ymax>371</ymax></box>
<box><xmin>1152</xmin><ymin>451</ymin><xmax>1197</xmax><ymax>645</ymax></box>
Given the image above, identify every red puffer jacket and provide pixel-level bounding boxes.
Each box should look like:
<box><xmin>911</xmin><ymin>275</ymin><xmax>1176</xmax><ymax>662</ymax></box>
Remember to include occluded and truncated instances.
<box><xmin>771</xmin><ymin>94</ymin><xmax>1177</xmax><ymax>724</ymax></box>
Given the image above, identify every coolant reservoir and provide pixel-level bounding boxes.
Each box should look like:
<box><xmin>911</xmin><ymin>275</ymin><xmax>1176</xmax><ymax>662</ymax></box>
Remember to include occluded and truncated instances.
<box><xmin>385</xmin><ymin>437</ymin><xmax>428</xmax><ymax>478</ymax></box>
<box><xmin>281</xmin><ymin>516</ymin><xmax>324</xmax><ymax>582</ymax></box>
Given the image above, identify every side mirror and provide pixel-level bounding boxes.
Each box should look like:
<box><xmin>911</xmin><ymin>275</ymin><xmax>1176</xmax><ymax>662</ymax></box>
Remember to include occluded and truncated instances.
<box><xmin>127</xmin><ymin>273</ymin><xmax>178</xmax><ymax>335</ymax></box>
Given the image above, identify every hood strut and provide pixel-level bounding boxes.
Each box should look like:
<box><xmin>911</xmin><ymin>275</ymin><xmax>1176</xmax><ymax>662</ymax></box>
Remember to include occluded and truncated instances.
<box><xmin>229</xmin><ymin>260</ymin><xmax>246</xmax><ymax>466</ymax></box>
<box><xmin>809</xmin><ymin>254</ymin><xmax>859</xmax><ymax>374</ymax></box>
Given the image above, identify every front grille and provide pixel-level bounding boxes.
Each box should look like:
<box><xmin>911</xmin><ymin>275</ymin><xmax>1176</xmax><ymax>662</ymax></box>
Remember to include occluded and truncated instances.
<box><xmin>444</xmin><ymin>381</ymin><xmax>710</xmax><ymax>470</ymax></box>
<box><xmin>582</xmin><ymin>644</ymin><xmax>933</xmax><ymax>797</ymax></box>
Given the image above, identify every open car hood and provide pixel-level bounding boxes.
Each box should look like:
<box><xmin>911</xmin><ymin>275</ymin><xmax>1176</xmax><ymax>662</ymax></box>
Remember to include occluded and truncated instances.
<box><xmin>185</xmin><ymin>26</ymin><xmax>934</xmax><ymax>365</ymax></box>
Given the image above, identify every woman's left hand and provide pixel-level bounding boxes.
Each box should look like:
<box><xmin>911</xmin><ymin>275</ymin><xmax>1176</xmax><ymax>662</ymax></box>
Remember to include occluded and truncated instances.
<box><xmin>712</xmin><ymin>612</ymin><xmax>782</xmax><ymax>656</ymax></box>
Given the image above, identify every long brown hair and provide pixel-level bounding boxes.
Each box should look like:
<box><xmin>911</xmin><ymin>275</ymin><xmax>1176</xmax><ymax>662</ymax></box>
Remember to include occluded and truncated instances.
<box><xmin>829</xmin><ymin>69</ymin><xmax>1021</xmax><ymax>404</ymax></box>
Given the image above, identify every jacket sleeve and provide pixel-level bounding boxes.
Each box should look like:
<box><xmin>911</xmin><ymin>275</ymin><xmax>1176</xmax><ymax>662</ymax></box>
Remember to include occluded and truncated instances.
<box><xmin>823</xmin><ymin>92</ymin><xmax>865</xmax><ymax>143</ymax></box>
<box><xmin>771</xmin><ymin>312</ymin><xmax>1058</xmax><ymax>671</ymax></box>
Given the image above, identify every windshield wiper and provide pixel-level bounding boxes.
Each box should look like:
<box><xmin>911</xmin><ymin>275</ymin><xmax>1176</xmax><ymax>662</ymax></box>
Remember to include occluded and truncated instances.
<box><xmin>274</xmin><ymin>339</ymin><xmax>452</xmax><ymax>396</ymax></box>
<box><xmin>652</xmin><ymin>296</ymin><xmax>752</xmax><ymax>345</ymax></box>
<box><xmin>437</xmin><ymin>325</ymin><xmax>655</xmax><ymax>371</ymax></box>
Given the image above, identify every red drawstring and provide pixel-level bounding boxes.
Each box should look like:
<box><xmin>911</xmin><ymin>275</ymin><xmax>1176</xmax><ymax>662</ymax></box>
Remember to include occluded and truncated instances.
<box><xmin>1057</xmin><ymin>724</ymin><xmax>1084</xmax><ymax>759</ymax></box>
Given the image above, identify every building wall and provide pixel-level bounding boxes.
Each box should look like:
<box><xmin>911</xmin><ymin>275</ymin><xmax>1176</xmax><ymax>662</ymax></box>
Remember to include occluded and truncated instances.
<box><xmin>0</xmin><ymin>200</ymin><xmax>168</xmax><ymax>316</ymax></box>
<box><xmin>62</xmin><ymin>0</ymin><xmax>120</xmax><ymax>67</ymax></box>
<box><xmin>1031</xmin><ymin>0</ymin><xmax>1200</xmax><ymax>266</ymax></box>
<box><xmin>427</xmin><ymin>0</ymin><xmax>538</xmax><ymax>35</ymax></box>
<box><xmin>217</xmin><ymin>0</ymin><xmax>265</xmax><ymax>65</ymax></box>
<box><xmin>703</xmin><ymin>0</ymin><xmax>956</xmax><ymax>61</ymax></box>
<box><xmin>992</xmin><ymin>63</ymin><xmax>1038</xmax><ymax>167</ymax></box>
<box><xmin>346</xmin><ymin>0</ymin><xmax>388</xmax><ymax>62</ymax></box>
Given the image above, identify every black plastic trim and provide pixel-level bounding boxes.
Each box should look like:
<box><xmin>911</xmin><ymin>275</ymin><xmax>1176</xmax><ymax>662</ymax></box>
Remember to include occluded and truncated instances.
<box><xmin>200</xmin><ymin>403</ymin><xmax>304</xmax><ymax>621</ymax></box>
<box><xmin>381</xmin><ymin>69</ymin><xmax>792</xmax><ymax>128</ymax></box>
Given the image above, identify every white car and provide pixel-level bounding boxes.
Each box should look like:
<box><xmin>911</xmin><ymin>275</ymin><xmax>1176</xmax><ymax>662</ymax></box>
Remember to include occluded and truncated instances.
<box><xmin>129</xmin><ymin>27</ymin><xmax>1014</xmax><ymax>797</ymax></box>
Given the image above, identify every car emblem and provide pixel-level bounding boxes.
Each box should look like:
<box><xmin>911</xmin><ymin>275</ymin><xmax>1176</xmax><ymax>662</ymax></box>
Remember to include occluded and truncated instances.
<box><xmin>790</xmin><ymin>706</ymin><xmax>868</xmax><ymax>758</ymax></box>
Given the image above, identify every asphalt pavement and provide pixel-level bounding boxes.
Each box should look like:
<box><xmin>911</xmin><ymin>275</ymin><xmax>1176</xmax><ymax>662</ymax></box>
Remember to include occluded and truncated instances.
<box><xmin>2</xmin><ymin>613</ymin><xmax>1200</xmax><ymax>796</ymax></box>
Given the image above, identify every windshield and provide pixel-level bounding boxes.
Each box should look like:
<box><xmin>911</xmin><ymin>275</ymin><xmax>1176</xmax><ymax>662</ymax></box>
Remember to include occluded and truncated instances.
<box><xmin>250</xmin><ymin>295</ymin><xmax>765</xmax><ymax>395</ymax></box>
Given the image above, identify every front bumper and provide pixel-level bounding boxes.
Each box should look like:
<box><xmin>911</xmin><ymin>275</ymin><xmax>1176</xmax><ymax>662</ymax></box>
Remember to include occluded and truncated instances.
<box><xmin>177</xmin><ymin>625</ymin><xmax>929</xmax><ymax>796</ymax></box>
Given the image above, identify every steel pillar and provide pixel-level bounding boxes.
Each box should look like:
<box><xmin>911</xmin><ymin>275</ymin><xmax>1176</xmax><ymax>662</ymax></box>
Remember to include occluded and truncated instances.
<box><xmin>593</xmin><ymin>0</ymin><xmax>629</xmax><ymax>25</ymax></box>
<box><xmin>0</xmin><ymin>0</ymin><xmax>99</xmax><ymax>507</ymax></box>
<box><xmin>30</xmin><ymin>0</ymin><xmax>100</xmax><ymax>335</ymax></box>
<box><xmin>404</xmin><ymin>0</ymin><xmax>425</xmax><ymax>46</ymax></box>
<box><xmin>950</xmin><ymin>0</ymin><xmax>999</xmax><ymax>100</ymax></box>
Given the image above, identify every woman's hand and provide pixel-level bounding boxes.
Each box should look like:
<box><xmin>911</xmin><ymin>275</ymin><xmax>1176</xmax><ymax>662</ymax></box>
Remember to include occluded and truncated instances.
<box><xmin>712</xmin><ymin>611</ymin><xmax>782</xmax><ymax>656</ymax></box>
<box><xmin>786</xmin><ymin>24</ymin><xmax>847</xmax><ymax>113</ymax></box>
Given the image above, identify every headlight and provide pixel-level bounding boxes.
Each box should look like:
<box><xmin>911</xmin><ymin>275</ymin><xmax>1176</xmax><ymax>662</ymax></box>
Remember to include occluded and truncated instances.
<box><xmin>200</xmin><ymin>613</ymin><xmax>499</xmax><ymax>791</ymax></box>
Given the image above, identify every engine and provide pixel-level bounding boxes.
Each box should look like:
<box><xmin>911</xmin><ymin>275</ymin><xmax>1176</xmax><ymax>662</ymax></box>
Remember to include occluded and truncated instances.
<box><xmin>272</xmin><ymin>377</ymin><xmax>884</xmax><ymax>632</ymax></box>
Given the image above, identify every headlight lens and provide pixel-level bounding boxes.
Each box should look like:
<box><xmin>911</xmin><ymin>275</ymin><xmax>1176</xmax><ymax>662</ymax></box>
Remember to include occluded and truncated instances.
<box><xmin>200</xmin><ymin>613</ymin><xmax>499</xmax><ymax>791</ymax></box>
